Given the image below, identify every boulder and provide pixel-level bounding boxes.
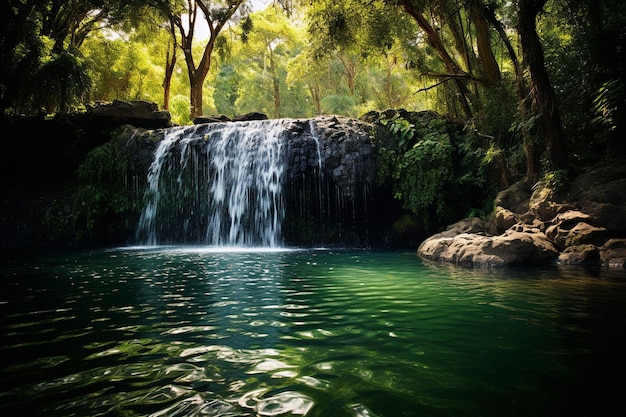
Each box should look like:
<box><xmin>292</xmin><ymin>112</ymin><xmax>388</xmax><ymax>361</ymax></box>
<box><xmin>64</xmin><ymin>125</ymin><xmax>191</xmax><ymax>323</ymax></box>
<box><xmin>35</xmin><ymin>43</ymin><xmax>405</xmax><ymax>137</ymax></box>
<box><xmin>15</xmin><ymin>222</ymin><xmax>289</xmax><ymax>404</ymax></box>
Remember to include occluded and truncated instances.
<box><xmin>431</xmin><ymin>217</ymin><xmax>488</xmax><ymax>239</ymax></box>
<box><xmin>545</xmin><ymin>210</ymin><xmax>594</xmax><ymax>249</ymax></box>
<box><xmin>193</xmin><ymin>113</ymin><xmax>272</xmax><ymax>125</ymax></box>
<box><xmin>600</xmin><ymin>239</ymin><xmax>626</xmax><ymax>268</ymax></box>
<box><xmin>564</xmin><ymin>222</ymin><xmax>607</xmax><ymax>248</ymax></box>
<box><xmin>494</xmin><ymin>180</ymin><xmax>531</xmax><ymax>214</ymax></box>
<box><xmin>232</xmin><ymin>112</ymin><xmax>269</xmax><ymax>122</ymax></box>
<box><xmin>418</xmin><ymin>230</ymin><xmax>559</xmax><ymax>267</ymax></box>
<box><xmin>193</xmin><ymin>115</ymin><xmax>232</xmax><ymax>124</ymax></box>
<box><xmin>418</xmin><ymin>158</ymin><xmax>626</xmax><ymax>268</ymax></box>
<box><xmin>576</xmin><ymin>201</ymin><xmax>626</xmax><ymax>233</ymax></box>
<box><xmin>558</xmin><ymin>245</ymin><xmax>601</xmax><ymax>266</ymax></box>
<box><xmin>486</xmin><ymin>206</ymin><xmax>518</xmax><ymax>235</ymax></box>
<box><xmin>567</xmin><ymin>159</ymin><xmax>626</xmax><ymax>205</ymax></box>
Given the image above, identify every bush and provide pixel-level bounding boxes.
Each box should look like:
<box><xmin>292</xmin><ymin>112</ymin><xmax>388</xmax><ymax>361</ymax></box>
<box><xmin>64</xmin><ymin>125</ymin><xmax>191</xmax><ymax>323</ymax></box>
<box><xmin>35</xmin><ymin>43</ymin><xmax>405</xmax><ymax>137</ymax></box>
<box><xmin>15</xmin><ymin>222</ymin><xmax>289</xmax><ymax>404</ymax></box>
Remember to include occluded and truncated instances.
<box><xmin>73</xmin><ymin>139</ymin><xmax>135</xmax><ymax>243</ymax></box>
<box><xmin>375</xmin><ymin>113</ymin><xmax>488</xmax><ymax>230</ymax></box>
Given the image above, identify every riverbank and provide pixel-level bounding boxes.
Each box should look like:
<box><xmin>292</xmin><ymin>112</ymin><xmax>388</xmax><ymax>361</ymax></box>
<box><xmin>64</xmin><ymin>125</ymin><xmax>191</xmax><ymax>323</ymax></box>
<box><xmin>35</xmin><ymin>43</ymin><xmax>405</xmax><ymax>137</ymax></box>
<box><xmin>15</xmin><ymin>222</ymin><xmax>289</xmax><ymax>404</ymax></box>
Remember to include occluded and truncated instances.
<box><xmin>418</xmin><ymin>157</ymin><xmax>626</xmax><ymax>268</ymax></box>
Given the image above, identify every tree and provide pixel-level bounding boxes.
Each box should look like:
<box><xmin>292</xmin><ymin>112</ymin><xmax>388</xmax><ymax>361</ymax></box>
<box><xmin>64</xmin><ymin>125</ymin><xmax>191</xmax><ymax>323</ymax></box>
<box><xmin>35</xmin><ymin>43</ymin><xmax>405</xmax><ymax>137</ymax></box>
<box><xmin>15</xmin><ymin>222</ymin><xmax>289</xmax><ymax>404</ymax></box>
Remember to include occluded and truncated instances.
<box><xmin>518</xmin><ymin>0</ymin><xmax>569</xmax><ymax>173</ymax></box>
<box><xmin>397</xmin><ymin>0</ymin><xmax>474</xmax><ymax>119</ymax></box>
<box><xmin>287</xmin><ymin>52</ymin><xmax>327</xmax><ymax>114</ymax></box>
<box><xmin>0</xmin><ymin>0</ymin><xmax>153</xmax><ymax>114</ymax></box>
<box><xmin>162</xmin><ymin>19</ymin><xmax>179</xmax><ymax>110</ymax></box>
<box><xmin>154</xmin><ymin>0</ymin><xmax>246</xmax><ymax>119</ymax></box>
<box><xmin>237</xmin><ymin>7</ymin><xmax>298</xmax><ymax>117</ymax></box>
<box><xmin>83</xmin><ymin>30</ymin><xmax>163</xmax><ymax>103</ymax></box>
<box><xmin>540</xmin><ymin>0</ymin><xmax>626</xmax><ymax>160</ymax></box>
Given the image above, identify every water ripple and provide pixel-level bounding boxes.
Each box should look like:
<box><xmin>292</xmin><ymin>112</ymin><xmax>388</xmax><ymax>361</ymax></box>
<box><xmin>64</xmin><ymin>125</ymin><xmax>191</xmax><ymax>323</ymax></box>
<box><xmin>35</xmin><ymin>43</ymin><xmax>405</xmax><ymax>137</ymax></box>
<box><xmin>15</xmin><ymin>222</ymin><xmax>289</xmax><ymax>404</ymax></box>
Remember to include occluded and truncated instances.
<box><xmin>2</xmin><ymin>249</ymin><xmax>626</xmax><ymax>417</ymax></box>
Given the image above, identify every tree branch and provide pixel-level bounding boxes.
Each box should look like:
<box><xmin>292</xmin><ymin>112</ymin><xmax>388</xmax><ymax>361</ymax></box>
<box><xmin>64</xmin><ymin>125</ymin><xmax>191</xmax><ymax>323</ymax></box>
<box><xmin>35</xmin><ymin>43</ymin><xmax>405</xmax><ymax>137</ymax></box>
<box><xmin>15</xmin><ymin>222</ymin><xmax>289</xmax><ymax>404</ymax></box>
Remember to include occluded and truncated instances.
<box><xmin>420</xmin><ymin>71</ymin><xmax>472</xmax><ymax>79</ymax></box>
<box><xmin>414</xmin><ymin>77</ymin><xmax>457</xmax><ymax>93</ymax></box>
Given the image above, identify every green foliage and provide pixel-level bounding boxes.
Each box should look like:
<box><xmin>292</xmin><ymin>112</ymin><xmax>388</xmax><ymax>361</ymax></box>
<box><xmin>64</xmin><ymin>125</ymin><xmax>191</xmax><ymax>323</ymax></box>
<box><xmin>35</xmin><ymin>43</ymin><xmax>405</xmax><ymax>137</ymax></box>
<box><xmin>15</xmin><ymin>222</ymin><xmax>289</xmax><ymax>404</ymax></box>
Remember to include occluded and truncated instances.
<box><xmin>214</xmin><ymin>64</ymin><xmax>241</xmax><ymax>115</ymax></box>
<box><xmin>539</xmin><ymin>0</ymin><xmax>626</xmax><ymax>160</ymax></box>
<box><xmin>592</xmin><ymin>79</ymin><xmax>624</xmax><ymax>151</ymax></box>
<box><xmin>379</xmin><ymin>114</ymin><xmax>415</xmax><ymax>148</ymax></box>
<box><xmin>393</xmin><ymin>213</ymin><xmax>420</xmax><ymax>235</ymax></box>
<box><xmin>0</xmin><ymin>0</ymin><xmax>156</xmax><ymax>115</ymax></box>
<box><xmin>34</xmin><ymin>51</ymin><xmax>91</xmax><ymax>113</ymax></box>
<box><xmin>321</xmin><ymin>94</ymin><xmax>357</xmax><ymax>116</ymax></box>
<box><xmin>170</xmin><ymin>94</ymin><xmax>192</xmax><ymax>125</ymax></box>
<box><xmin>73</xmin><ymin>139</ymin><xmax>133</xmax><ymax>242</ymax></box>
<box><xmin>376</xmin><ymin>117</ymin><xmax>487</xmax><ymax>229</ymax></box>
<box><xmin>465</xmin><ymin>207</ymin><xmax>486</xmax><ymax>220</ymax></box>
<box><xmin>536</xmin><ymin>169</ymin><xmax>568</xmax><ymax>194</ymax></box>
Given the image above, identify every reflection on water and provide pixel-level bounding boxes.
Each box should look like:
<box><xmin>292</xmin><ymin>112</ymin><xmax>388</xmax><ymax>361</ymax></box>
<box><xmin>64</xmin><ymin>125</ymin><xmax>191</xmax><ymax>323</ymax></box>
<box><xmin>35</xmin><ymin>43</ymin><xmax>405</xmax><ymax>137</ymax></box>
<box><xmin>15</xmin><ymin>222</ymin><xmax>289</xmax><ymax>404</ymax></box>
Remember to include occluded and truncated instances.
<box><xmin>1</xmin><ymin>248</ymin><xmax>626</xmax><ymax>417</ymax></box>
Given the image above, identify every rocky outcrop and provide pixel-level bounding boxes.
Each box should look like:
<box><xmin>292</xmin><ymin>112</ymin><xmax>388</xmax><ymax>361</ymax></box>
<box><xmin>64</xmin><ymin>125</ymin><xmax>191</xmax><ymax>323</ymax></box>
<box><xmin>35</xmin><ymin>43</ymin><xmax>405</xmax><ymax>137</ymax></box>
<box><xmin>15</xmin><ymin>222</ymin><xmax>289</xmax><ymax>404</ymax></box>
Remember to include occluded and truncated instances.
<box><xmin>418</xmin><ymin>219</ymin><xmax>559</xmax><ymax>267</ymax></box>
<box><xmin>418</xmin><ymin>158</ymin><xmax>626</xmax><ymax>268</ymax></box>
<box><xmin>86</xmin><ymin>100</ymin><xmax>172</xmax><ymax>128</ymax></box>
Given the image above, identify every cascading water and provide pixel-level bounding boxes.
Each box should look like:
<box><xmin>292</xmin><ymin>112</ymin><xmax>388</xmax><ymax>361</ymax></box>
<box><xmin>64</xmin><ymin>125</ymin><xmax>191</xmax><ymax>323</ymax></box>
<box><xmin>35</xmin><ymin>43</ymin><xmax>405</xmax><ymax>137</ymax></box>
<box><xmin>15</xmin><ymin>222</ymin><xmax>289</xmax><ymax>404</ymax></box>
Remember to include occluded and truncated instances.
<box><xmin>136</xmin><ymin>120</ymin><xmax>288</xmax><ymax>247</ymax></box>
<box><xmin>133</xmin><ymin>116</ymin><xmax>380</xmax><ymax>248</ymax></box>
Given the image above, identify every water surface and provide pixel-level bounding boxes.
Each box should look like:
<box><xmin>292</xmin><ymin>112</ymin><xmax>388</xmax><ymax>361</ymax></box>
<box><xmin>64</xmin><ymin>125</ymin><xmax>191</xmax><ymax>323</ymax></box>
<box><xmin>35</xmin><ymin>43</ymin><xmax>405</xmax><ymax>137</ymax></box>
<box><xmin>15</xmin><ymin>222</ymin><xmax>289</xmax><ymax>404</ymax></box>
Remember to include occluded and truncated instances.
<box><xmin>2</xmin><ymin>248</ymin><xmax>626</xmax><ymax>416</ymax></box>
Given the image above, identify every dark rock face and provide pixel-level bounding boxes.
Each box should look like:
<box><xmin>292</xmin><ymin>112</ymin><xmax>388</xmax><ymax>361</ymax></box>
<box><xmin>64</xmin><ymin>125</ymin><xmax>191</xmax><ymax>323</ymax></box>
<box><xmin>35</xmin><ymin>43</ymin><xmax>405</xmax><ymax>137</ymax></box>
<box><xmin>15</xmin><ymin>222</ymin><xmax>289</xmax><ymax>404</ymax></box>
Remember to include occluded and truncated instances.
<box><xmin>192</xmin><ymin>112</ymin><xmax>269</xmax><ymax>124</ymax></box>
<box><xmin>0</xmin><ymin>101</ymin><xmax>173</xmax><ymax>248</ymax></box>
<box><xmin>117</xmin><ymin>116</ymin><xmax>391</xmax><ymax>247</ymax></box>
<box><xmin>418</xmin><ymin>158</ymin><xmax>626</xmax><ymax>268</ymax></box>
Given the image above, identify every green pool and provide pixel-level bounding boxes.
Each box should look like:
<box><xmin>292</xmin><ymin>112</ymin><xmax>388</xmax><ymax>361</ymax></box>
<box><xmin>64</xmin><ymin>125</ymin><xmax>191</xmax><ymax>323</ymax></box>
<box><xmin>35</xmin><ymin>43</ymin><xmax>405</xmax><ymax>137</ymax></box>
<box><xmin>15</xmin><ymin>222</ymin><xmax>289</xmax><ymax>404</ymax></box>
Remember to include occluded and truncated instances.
<box><xmin>2</xmin><ymin>248</ymin><xmax>625</xmax><ymax>416</ymax></box>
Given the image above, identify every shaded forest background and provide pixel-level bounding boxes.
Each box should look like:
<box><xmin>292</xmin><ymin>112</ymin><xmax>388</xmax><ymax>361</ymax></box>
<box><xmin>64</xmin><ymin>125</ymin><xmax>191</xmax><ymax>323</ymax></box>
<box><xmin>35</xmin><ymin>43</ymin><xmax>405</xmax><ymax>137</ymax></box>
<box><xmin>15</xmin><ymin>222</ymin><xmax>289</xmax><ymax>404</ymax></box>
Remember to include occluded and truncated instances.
<box><xmin>1</xmin><ymin>0</ymin><xmax>625</xmax><ymax>247</ymax></box>
<box><xmin>2</xmin><ymin>0</ymin><xmax>625</xmax><ymax>167</ymax></box>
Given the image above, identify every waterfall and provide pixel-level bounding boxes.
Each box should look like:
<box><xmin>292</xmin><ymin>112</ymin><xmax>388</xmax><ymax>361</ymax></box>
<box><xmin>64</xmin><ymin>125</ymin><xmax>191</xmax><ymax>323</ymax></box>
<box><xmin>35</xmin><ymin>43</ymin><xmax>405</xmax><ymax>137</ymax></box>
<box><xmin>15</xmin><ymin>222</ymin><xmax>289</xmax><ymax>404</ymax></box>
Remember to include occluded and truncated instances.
<box><xmin>136</xmin><ymin>120</ymin><xmax>288</xmax><ymax>247</ymax></box>
<box><xmin>133</xmin><ymin>116</ymin><xmax>379</xmax><ymax>248</ymax></box>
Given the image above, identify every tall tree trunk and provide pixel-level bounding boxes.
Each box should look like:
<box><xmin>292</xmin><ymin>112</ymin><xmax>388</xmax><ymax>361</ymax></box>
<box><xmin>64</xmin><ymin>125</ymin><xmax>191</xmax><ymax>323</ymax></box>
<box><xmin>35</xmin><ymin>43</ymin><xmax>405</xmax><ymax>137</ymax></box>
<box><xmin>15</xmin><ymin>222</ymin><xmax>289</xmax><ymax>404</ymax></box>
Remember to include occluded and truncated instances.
<box><xmin>189</xmin><ymin>75</ymin><xmax>204</xmax><ymax>119</ymax></box>
<box><xmin>162</xmin><ymin>22</ymin><xmax>177</xmax><ymax>111</ymax></box>
<box><xmin>162</xmin><ymin>56</ymin><xmax>174</xmax><ymax>110</ymax></box>
<box><xmin>170</xmin><ymin>0</ymin><xmax>244</xmax><ymax>120</ymax></box>
<box><xmin>470</xmin><ymin>0</ymin><xmax>501</xmax><ymax>86</ymax></box>
<box><xmin>268</xmin><ymin>50</ymin><xmax>281</xmax><ymax>117</ymax></box>
<box><xmin>483</xmin><ymin>2</ymin><xmax>541</xmax><ymax>182</ymax></box>
<box><xmin>445</xmin><ymin>3</ymin><xmax>475</xmax><ymax>74</ymax></box>
<box><xmin>310</xmin><ymin>85</ymin><xmax>322</xmax><ymax>114</ymax></box>
<box><xmin>518</xmin><ymin>0</ymin><xmax>569</xmax><ymax>172</ymax></box>
<box><xmin>183</xmin><ymin>37</ymin><xmax>215</xmax><ymax>119</ymax></box>
<box><xmin>338</xmin><ymin>56</ymin><xmax>356</xmax><ymax>95</ymax></box>
<box><xmin>399</xmin><ymin>0</ymin><xmax>473</xmax><ymax>119</ymax></box>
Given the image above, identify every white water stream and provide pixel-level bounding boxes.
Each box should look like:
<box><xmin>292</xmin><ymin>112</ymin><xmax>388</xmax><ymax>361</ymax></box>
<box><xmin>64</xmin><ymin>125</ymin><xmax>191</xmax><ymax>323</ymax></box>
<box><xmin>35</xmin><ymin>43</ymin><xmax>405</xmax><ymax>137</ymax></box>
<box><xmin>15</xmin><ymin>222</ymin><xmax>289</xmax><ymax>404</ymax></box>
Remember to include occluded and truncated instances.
<box><xmin>136</xmin><ymin>120</ymin><xmax>294</xmax><ymax>247</ymax></box>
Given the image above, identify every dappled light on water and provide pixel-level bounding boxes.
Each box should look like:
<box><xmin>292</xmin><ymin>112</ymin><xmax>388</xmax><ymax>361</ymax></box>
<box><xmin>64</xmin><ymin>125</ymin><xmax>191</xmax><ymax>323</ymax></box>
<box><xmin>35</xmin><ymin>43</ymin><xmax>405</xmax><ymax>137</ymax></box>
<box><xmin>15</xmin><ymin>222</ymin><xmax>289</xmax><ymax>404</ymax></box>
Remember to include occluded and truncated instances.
<box><xmin>2</xmin><ymin>249</ymin><xmax>626</xmax><ymax>416</ymax></box>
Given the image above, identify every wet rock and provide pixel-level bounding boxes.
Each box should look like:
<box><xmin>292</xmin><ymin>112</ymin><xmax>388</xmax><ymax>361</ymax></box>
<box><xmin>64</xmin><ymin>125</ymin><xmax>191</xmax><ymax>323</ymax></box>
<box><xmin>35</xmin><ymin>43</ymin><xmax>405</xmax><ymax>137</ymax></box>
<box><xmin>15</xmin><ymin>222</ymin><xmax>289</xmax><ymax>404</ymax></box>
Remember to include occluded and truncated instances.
<box><xmin>558</xmin><ymin>245</ymin><xmax>601</xmax><ymax>266</ymax></box>
<box><xmin>600</xmin><ymin>239</ymin><xmax>626</xmax><ymax>268</ymax></box>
